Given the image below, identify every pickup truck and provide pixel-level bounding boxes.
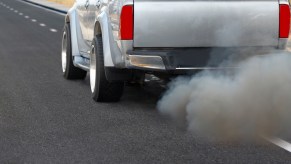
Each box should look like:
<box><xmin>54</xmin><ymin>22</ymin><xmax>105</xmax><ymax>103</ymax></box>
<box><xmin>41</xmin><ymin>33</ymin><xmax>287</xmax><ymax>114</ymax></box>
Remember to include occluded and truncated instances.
<box><xmin>61</xmin><ymin>0</ymin><xmax>290</xmax><ymax>102</ymax></box>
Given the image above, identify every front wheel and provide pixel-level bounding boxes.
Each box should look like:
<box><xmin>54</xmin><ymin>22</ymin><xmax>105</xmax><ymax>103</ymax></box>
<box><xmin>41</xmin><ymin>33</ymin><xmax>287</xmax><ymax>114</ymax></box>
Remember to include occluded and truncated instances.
<box><xmin>90</xmin><ymin>35</ymin><xmax>124</xmax><ymax>102</ymax></box>
<box><xmin>62</xmin><ymin>23</ymin><xmax>87</xmax><ymax>80</ymax></box>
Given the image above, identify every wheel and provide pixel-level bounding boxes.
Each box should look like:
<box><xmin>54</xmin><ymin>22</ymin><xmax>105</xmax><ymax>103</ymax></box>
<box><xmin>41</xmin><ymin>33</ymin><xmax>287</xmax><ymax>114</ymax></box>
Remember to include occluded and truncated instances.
<box><xmin>62</xmin><ymin>23</ymin><xmax>87</xmax><ymax>79</ymax></box>
<box><xmin>90</xmin><ymin>35</ymin><xmax>124</xmax><ymax>102</ymax></box>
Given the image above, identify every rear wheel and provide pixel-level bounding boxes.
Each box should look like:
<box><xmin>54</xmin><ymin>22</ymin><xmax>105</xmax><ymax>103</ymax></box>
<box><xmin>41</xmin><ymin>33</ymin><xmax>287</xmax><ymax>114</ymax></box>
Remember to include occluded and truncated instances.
<box><xmin>62</xmin><ymin>23</ymin><xmax>87</xmax><ymax>79</ymax></box>
<box><xmin>90</xmin><ymin>35</ymin><xmax>124</xmax><ymax>102</ymax></box>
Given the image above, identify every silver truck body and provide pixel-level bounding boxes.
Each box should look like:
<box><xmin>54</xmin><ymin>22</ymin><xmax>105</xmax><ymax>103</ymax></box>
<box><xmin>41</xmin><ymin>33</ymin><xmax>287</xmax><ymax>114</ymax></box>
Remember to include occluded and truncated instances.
<box><xmin>134</xmin><ymin>1</ymin><xmax>279</xmax><ymax>47</ymax></box>
<box><xmin>66</xmin><ymin>0</ymin><xmax>289</xmax><ymax>71</ymax></box>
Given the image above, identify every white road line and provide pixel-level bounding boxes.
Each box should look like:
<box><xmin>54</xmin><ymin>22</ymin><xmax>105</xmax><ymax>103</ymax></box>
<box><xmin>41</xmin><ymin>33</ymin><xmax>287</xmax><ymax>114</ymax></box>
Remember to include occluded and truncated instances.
<box><xmin>50</xmin><ymin>28</ymin><xmax>58</xmax><ymax>33</ymax></box>
<box><xmin>25</xmin><ymin>16</ymin><xmax>30</xmax><ymax>19</ymax></box>
<box><xmin>31</xmin><ymin>19</ymin><xmax>37</xmax><ymax>22</ymax></box>
<box><xmin>19</xmin><ymin>13</ymin><xmax>23</xmax><ymax>15</ymax></box>
<box><xmin>39</xmin><ymin>23</ymin><xmax>46</xmax><ymax>27</ymax></box>
<box><xmin>14</xmin><ymin>10</ymin><xmax>18</xmax><ymax>13</ymax></box>
<box><xmin>265</xmin><ymin>137</ymin><xmax>291</xmax><ymax>152</ymax></box>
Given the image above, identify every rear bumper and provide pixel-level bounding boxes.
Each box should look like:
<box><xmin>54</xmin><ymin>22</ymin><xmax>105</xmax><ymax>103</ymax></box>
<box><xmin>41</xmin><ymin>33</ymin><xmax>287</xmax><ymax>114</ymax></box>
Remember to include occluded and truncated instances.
<box><xmin>126</xmin><ymin>47</ymin><xmax>280</xmax><ymax>71</ymax></box>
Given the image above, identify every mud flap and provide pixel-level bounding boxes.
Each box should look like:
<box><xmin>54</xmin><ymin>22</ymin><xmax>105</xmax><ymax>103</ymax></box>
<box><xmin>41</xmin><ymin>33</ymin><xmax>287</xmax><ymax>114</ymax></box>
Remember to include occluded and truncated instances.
<box><xmin>105</xmin><ymin>67</ymin><xmax>133</xmax><ymax>82</ymax></box>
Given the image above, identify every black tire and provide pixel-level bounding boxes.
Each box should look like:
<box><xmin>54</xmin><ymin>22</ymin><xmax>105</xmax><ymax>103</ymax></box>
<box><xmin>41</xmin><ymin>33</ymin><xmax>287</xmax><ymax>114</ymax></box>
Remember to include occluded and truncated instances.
<box><xmin>62</xmin><ymin>23</ymin><xmax>87</xmax><ymax>80</ymax></box>
<box><xmin>90</xmin><ymin>35</ymin><xmax>124</xmax><ymax>102</ymax></box>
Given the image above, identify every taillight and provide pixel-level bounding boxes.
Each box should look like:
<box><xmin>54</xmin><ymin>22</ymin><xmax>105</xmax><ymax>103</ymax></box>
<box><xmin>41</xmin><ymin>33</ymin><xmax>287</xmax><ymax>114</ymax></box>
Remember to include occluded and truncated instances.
<box><xmin>120</xmin><ymin>5</ymin><xmax>133</xmax><ymax>40</ymax></box>
<box><xmin>279</xmin><ymin>4</ymin><xmax>290</xmax><ymax>38</ymax></box>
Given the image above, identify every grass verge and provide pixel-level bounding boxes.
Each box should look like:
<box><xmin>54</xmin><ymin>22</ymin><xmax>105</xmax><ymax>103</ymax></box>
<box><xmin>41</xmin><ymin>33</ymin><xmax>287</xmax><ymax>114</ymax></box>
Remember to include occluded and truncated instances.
<box><xmin>47</xmin><ymin>0</ymin><xmax>74</xmax><ymax>7</ymax></box>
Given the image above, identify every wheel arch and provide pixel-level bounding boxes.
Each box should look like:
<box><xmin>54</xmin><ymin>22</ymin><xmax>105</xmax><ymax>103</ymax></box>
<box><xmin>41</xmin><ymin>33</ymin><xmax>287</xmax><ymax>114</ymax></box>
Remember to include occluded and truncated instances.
<box><xmin>66</xmin><ymin>4</ymin><xmax>86</xmax><ymax>59</ymax></box>
<box><xmin>93</xmin><ymin>19</ymin><xmax>133</xmax><ymax>81</ymax></box>
<box><xmin>94</xmin><ymin>21</ymin><xmax>102</xmax><ymax>36</ymax></box>
<box><xmin>65</xmin><ymin>14</ymin><xmax>70</xmax><ymax>23</ymax></box>
<box><xmin>95</xmin><ymin>12</ymin><xmax>122</xmax><ymax>67</ymax></box>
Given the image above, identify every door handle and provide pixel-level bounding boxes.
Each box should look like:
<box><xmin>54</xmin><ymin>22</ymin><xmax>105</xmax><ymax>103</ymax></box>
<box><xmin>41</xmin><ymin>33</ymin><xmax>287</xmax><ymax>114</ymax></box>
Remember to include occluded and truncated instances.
<box><xmin>85</xmin><ymin>0</ymin><xmax>89</xmax><ymax>9</ymax></box>
<box><xmin>96</xmin><ymin>0</ymin><xmax>101</xmax><ymax>8</ymax></box>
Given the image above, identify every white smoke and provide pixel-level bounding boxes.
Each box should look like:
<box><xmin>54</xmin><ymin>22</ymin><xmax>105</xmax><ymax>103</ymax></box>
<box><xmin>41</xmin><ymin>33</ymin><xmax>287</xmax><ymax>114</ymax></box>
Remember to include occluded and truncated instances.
<box><xmin>158</xmin><ymin>52</ymin><xmax>291</xmax><ymax>140</ymax></box>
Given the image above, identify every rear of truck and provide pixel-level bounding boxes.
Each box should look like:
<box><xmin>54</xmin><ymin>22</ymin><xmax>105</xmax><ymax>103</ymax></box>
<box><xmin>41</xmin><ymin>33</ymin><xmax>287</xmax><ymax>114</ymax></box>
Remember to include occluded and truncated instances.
<box><xmin>118</xmin><ymin>0</ymin><xmax>290</xmax><ymax>71</ymax></box>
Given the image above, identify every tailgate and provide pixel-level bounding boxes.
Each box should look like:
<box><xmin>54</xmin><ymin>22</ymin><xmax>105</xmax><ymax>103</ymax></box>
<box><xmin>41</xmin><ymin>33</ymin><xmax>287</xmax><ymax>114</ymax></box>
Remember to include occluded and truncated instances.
<box><xmin>134</xmin><ymin>0</ymin><xmax>279</xmax><ymax>48</ymax></box>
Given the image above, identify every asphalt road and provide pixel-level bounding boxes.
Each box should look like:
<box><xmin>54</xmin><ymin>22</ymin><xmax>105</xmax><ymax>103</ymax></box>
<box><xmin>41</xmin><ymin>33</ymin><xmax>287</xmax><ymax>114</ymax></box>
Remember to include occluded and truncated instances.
<box><xmin>0</xmin><ymin>0</ymin><xmax>290</xmax><ymax>163</ymax></box>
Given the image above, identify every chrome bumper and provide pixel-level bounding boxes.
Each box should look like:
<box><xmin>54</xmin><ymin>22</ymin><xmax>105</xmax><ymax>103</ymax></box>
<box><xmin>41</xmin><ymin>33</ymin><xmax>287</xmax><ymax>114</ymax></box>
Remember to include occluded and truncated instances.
<box><xmin>128</xmin><ymin>55</ymin><xmax>166</xmax><ymax>70</ymax></box>
<box><xmin>126</xmin><ymin>47</ymin><xmax>281</xmax><ymax>71</ymax></box>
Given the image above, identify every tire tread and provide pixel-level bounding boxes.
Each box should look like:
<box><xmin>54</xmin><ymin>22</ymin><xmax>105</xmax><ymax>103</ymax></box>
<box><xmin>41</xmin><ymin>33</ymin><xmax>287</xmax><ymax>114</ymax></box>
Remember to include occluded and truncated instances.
<box><xmin>92</xmin><ymin>35</ymin><xmax>124</xmax><ymax>102</ymax></box>
<box><xmin>63</xmin><ymin>23</ymin><xmax>87</xmax><ymax>80</ymax></box>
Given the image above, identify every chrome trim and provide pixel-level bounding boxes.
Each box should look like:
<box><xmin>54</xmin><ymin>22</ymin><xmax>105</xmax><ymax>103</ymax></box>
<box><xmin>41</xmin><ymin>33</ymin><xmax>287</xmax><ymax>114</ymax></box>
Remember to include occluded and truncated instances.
<box><xmin>176</xmin><ymin>67</ymin><xmax>238</xmax><ymax>70</ymax></box>
<box><xmin>74</xmin><ymin>56</ymin><xmax>90</xmax><ymax>71</ymax></box>
<box><xmin>75</xmin><ymin>63</ymin><xmax>90</xmax><ymax>71</ymax></box>
<box><xmin>128</xmin><ymin>55</ymin><xmax>166</xmax><ymax>70</ymax></box>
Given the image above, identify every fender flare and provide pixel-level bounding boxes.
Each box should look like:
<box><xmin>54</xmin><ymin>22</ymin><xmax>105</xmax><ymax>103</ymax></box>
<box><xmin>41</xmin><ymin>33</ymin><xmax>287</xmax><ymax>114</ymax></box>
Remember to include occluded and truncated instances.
<box><xmin>66</xmin><ymin>4</ymin><xmax>81</xmax><ymax>58</ymax></box>
<box><xmin>95</xmin><ymin>11</ymin><xmax>124</xmax><ymax>67</ymax></box>
<box><xmin>94</xmin><ymin>12</ymin><xmax>132</xmax><ymax>81</ymax></box>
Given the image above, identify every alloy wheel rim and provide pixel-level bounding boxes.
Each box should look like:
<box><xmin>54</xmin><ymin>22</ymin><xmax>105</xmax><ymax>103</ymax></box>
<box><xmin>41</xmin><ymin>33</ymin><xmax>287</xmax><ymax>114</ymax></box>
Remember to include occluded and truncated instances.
<box><xmin>61</xmin><ymin>31</ymin><xmax>67</xmax><ymax>73</ymax></box>
<box><xmin>90</xmin><ymin>45</ymin><xmax>96</xmax><ymax>93</ymax></box>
